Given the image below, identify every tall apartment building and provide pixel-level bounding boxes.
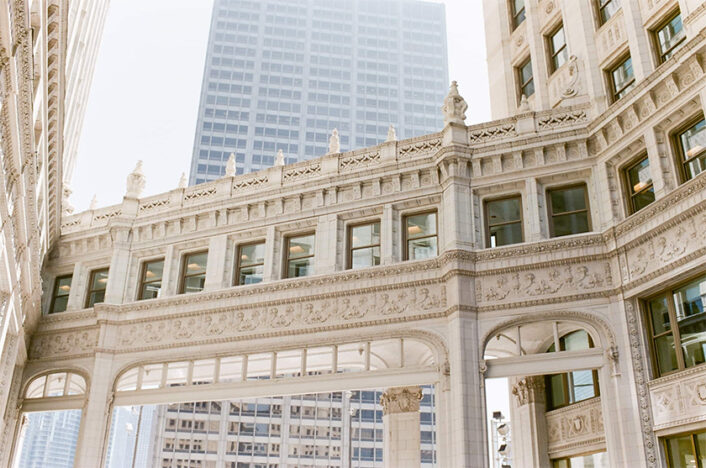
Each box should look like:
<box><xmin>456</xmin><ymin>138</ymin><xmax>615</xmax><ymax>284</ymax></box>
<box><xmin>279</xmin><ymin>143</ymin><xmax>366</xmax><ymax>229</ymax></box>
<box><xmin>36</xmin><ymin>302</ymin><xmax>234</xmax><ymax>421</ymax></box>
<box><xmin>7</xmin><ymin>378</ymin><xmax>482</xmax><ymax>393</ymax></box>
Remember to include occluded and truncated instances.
<box><xmin>188</xmin><ymin>0</ymin><xmax>449</xmax><ymax>184</ymax></box>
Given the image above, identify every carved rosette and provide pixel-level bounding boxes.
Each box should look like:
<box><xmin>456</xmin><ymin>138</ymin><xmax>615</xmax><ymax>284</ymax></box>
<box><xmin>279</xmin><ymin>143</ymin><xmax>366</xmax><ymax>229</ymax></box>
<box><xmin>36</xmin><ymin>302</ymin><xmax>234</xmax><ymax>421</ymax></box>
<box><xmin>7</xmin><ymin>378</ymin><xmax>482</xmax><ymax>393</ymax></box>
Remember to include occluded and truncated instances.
<box><xmin>512</xmin><ymin>376</ymin><xmax>545</xmax><ymax>407</ymax></box>
<box><xmin>380</xmin><ymin>386</ymin><xmax>423</xmax><ymax>415</ymax></box>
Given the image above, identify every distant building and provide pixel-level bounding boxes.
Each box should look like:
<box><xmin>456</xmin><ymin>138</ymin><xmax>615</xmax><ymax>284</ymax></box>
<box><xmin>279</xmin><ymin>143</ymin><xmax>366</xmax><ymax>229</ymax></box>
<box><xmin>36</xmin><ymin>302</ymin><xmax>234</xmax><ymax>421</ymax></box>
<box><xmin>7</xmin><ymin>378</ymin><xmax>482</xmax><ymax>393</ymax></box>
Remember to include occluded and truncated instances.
<box><xmin>18</xmin><ymin>411</ymin><xmax>81</xmax><ymax>468</ymax></box>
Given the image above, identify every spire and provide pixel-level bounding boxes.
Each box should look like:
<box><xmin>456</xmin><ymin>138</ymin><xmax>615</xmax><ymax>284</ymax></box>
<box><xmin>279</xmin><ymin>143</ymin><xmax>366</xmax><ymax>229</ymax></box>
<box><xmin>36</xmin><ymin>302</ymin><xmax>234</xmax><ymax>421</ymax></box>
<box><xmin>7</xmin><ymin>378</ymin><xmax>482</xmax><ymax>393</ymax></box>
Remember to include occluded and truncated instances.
<box><xmin>89</xmin><ymin>194</ymin><xmax>98</xmax><ymax>210</ymax></box>
<box><xmin>386</xmin><ymin>124</ymin><xmax>397</xmax><ymax>142</ymax></box>
<box><xmin>441</xmin><ymin>80</ymin><xmax>468</xmax><ymax>126</ymax></box>
<box><xmin>178</xmin><ymin>172</ymin><xmax>187</xmax><ymax>188</ymax></box>
<box><xmin>225</xmin><ymin>153</ymin><xmax>236</xmax><ymax>177</ymax></box>
<box><xmin>275</xmin><ymin>149</ymin><xmax>285</xmax><ymax>166</ymax></box>
<box><xmin>328</xmin><ymin>128</ymin><xmax>340</xmax><ymax>154</ymax></box>
<box><xmin>125</xmin><ymin>160</ymin><xmax>146</xmax><ymax>198</ymax></box>
<box><xmin>62</xmin><ymin>183</ymin><xmax>74</xmax><ymax>215</ymax></box>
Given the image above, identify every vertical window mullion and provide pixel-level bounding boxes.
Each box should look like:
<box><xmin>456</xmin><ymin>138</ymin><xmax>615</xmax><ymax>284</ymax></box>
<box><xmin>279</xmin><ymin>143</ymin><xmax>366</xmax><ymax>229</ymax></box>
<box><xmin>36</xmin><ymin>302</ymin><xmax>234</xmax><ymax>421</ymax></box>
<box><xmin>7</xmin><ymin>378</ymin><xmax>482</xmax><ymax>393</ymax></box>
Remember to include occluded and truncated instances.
<box><xmin>667</xmin><ymin>290</ymin><xmax>687</xmax><ymax>370</ymax></box>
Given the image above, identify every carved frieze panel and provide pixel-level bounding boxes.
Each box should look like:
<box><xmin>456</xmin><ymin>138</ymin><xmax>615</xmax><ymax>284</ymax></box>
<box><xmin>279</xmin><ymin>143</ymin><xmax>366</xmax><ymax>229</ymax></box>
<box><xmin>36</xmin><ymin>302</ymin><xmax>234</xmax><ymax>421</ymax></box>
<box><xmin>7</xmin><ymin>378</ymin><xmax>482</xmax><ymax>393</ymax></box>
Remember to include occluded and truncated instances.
<box><xmin>29</xmin><ymin>328</ymin><xmax>99</xmax><ymax>360</ymax></box>
<box><xmin>650</xmin><ymin>366</ymin><xmax>706</xmax><ymax>430</ymax></box>
<box><xmin>546</xmin><ymin>397</ymin><xmax>605</xmax><ymax>454</ymax></box>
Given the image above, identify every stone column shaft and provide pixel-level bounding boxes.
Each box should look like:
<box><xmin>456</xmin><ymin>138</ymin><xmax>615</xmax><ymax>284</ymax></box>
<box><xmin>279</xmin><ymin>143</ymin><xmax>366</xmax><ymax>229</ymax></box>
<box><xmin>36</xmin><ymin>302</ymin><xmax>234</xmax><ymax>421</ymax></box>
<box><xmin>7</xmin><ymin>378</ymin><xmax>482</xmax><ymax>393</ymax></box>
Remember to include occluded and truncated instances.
<box><xmin>381</xmin><ymin>386</ymin><xmax>423</xmax><ymax>468</ymax></box>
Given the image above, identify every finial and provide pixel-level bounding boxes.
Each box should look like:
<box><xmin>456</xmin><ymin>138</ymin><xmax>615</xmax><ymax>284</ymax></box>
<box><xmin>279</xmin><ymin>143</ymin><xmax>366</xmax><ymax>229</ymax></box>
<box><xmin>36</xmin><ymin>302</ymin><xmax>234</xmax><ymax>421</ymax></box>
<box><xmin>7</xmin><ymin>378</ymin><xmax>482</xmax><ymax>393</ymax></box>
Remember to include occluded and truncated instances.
<box><xmin>518</xmin><ymin>94</ymin><xmax>531</xmax><ymax>112</ymax></box>
<box><xmin>328</xmin><ymin>128</ymin><xmax>340</xmax><ymax>154</ymax></box>
<box><xmin>225</xmin><ymin>153</ymin><xmax>236</xmax><ymax>177</ymax></box>
<box><xmin>178</xmin><ymin>172</ymin><xmax>187</xmax><ymax>188</ymax></box>
<box><xmin>386</xmin><ymin>124</ymin><xmax>397</xmax><ymax>142</ymax></box>
<box><xmin>89</xmin><ymin>195</ymin><xmax>98</xmax><ymax>210</ymax></box>
<box><xmin>125</xmin><ymin>160</ymin><xmax>146</xmax><ymax>198</ymax></box>
<box><xmin>62</xmin><ymin>183</ymin><xmax>74</xmax><ymax>215</ymax></box>
<box><xmin>275</xmin><ymin>149</ymin><xmax>285</xmax><ymax>166</ymax></box>
<box><xmin>441</xmin><ymin>80</ymin><xmax>468</xmax><ymax>126</ymax></box>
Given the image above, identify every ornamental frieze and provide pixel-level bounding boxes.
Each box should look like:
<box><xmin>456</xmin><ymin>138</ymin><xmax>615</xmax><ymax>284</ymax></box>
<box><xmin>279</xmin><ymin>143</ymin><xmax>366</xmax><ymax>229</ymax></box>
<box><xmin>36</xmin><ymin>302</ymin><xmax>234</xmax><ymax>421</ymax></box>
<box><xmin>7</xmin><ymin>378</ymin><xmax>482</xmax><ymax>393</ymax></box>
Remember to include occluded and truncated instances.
<box><xmin>650</xmin><ymin>365</ymin><xmax>706</xmax><ymax>430</ymax></box>
<box><xmin>546</xmin><ymin>397</ymin><xmax>604</xmax><ymax>454</ymax></box>
<box><xmin>29</xmin><ymin>328</ymin><xmax>99</xmax><ymax>360</ymax></box>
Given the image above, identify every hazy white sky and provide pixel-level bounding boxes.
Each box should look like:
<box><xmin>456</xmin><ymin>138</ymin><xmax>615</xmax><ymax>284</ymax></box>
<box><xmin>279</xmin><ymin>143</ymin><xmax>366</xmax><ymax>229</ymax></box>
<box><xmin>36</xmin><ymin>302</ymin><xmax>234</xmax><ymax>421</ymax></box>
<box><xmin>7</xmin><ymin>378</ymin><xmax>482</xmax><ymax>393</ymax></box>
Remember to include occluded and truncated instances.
<box><xmin>72</xmin><ymin>0</ymin><xmax>491</xmax><ymax>211</ymax></box>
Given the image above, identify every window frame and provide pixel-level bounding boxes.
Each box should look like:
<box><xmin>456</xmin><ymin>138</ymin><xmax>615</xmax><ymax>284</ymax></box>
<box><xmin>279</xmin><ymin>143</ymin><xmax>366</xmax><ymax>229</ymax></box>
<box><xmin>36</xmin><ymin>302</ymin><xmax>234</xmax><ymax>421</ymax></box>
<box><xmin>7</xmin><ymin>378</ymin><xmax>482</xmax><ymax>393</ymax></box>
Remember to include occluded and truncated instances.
<box><xmin>545</xmin><ymin>331</ymin><xmax>601</xmax><ymax>411</ymax></box>
<box><xmin>672</xmin><ymin>114</ymin><xmax>706</xmax><ymax>184</ymax></box>
<box><xmin>652</xmin><ymin>9</ymin><xmax>685</xmax><ymax>65</ymax></box>
<box><xmin>608</xmin><ymin>54</ymin><xmax>635</xmax><ymax>103</ymax></box>
<box><xmin>234</xmin><ymin>240</ymin><xmax>266</xmax><ymax>286</ymax></box>
<box><xmin>85</xmin><ymin>268</ymin><xmax>109</xmax><ymax>308</ymax></box>
<box><xmin>484</xmin><ymin>195</ymin><xmax>524</xmax><ymax>248</ymax></box>
<box><xmin>137</xmin><ymin>257</ymin><xmax>165</xmax><ymax>301</ymax></box>
<box><xmin>347</xmin><ymin>220</ymin><xmax>381</xmax><ymax>270</ymax></box>
<box><xmin>516</xmin><ymin>57</ymin><xmax>534</xmax><ymax>103</ymax></box>
<box><xmin>596</xmin><ymin>0</ymin><xmax>620</xmax><ymax>27</ymax></box>
<box><xmin>178</xmin><ymin>250</ymin><xmax>209</xmax><ymax>295</ymax></box>
<box><xmin>622</xmin><ymin>154</ymin><xmax>655</xmax><ymax>215</ymax></box>
<box><xmin>510</xmin><ymin>0</ymin><xmax>526</xmax><ymax>30</ymax></box>
<box><xmin>546</xmin><ymin>183</ymin><xmax>592</xmax><ymax>238</ymax></box>
<box><xmin>49</xmin><ymin>274</ymin><xmax>73</xmax><ymax>314</ymax></box>
<box><xmin>283</xmin><ymin>232</ymin><xmax>316</xmax><ymax>279</ymax></box>
<box><xmin>662</xmin><ymin>430</ymin><xmax>706</xmax><ymax>468</ymax></box>
<box><xmin>547</xmin><ymin>23</ymin><xmax>568</xmax><ymax>74</ymax></box>
<box><xmin>402</xmin><ymin>210</ymin><xmax>438</xmax><ymax>262</ymax></box>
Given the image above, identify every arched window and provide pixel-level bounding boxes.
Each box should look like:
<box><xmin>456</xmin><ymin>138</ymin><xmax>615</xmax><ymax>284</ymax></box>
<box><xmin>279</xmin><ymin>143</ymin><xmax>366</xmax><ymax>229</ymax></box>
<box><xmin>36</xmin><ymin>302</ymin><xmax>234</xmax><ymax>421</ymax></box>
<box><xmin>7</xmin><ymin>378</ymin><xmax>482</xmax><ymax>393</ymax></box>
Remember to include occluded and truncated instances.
<box><xmin>545</xmin><ymin>330</ymin><xmax>600</xmax><ymax>410</ymax></box>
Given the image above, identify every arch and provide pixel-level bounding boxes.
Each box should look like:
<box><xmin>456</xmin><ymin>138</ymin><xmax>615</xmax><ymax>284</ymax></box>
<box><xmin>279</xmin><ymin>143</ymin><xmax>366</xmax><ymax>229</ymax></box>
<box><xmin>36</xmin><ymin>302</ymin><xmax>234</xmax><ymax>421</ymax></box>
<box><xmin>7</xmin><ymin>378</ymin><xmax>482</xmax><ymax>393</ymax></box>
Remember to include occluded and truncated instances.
<box><xmin>21</xmin><ymin>369</ymin><xmax>89</xmax><ymax>412</ymax></box>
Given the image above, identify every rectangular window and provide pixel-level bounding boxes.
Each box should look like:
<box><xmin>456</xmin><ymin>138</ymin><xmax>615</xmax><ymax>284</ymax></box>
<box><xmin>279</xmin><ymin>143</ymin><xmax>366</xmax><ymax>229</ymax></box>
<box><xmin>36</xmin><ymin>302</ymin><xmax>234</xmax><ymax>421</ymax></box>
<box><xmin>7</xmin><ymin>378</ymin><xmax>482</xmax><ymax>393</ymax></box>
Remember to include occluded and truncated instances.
<box><xmin>597</xmin><ymin>0</ymin><xmax>620</xmax><ymax>25</ymax></box>
<box><xmin>285</xmin><ymin>234</ymin><xmax>315</xmax><ymax>278</ymax></box>
<box><xmin>655</xmin><ymin>11</ymin><xmax>685</xmax><ymax>63</ymax></box>
<box><xmin>180</xmin><ymin>251</ymin><xmax>208</xmax><ymax>294</ymax></box>
<box><xmin>647</xmin><ymin>274</ymin><xmax>706</xmax><ymax>376</ymax></box>
<box><xmin>348</xmin><ymin>222</ymin><xmax>381</xmax><ymax>269</ymax></box>
<box><xmin>548</xmin><ymin>25</ymin><xmax>568</xmax><ymax>73</ymax></box>
<box><xmin>485</xmin><ymin>196</ymin><xmax>523</xmax><ymax>248</ymax></box>
<box><xmin>236</xmin><ymin>242</ymin><xmax>265</xmax><ymax>285</ymax></box>
<box><xmin>676</xmin><ymin>117</ymin><xmax>706</xmax><ymax>182</ymax></box>
<box><xmin>663</xmin><ymin>431</ymin><xmax>706</xmax><ymax>468</ymax></box>
<box><xmin>404</xmin><ymin>212</ymin><xmax>437</xmax><ymax>260</ymax></box>
<box><xmin>624</xmin><ymin>155</ymin><xmax>655</xmax><ymax>214</ymax></box>
<box><xmin>517</xmin><ymin>58</ymin><xmax>534</xmax><ymax>100</ymax></box>
<box><xmin>49</xmin><ymin>275</ymin><xmax>72</xmax><ymax>314</ymax></box>
<box><xmin>552</xmin><ymin>451</ymin><xmax>608</xmax><ymax>467</ymax></box>
<box><xmin>138</xmin><ymin>259</ymin><xmax>164</xmax><ymax>300</ymax></box>
<box><xmin>548</xmin><ymin>185</ymin><xmax>591</xmax><ymax>237</ymax></box>
<box><xmin>609</xmin><ymin>55</ymin><xmax>635</xmax><ymax>101</ymax></box>
<box><xmin>510</xmin><ymin>0</ymin><xmax>525</xmax><ymax>29</ymax></box>
<box><xmin>85</xmin><ymin>268</ymin><xmax>109</xmax><ymax>308</ymax></box>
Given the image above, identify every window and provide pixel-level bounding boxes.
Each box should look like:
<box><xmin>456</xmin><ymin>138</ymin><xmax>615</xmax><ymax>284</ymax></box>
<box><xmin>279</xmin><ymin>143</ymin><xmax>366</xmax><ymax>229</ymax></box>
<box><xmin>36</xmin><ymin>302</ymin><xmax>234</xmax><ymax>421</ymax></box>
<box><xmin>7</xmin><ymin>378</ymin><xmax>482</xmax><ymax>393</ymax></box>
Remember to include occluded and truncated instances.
<box><xmin>510</xmin><ymin>0</ymin><xmax>525</xmax><ymax>29</ymax></box>
<box><xmin>517</xmin><ymin>58</ymin><xmax>534</xmax><ymax>100</ymax></box>
<box><xmin>348</xmin><ymin>222</ymin><xmax>380</xmax><ymax>269</ymax></box>
<box><xmin>545</xmin><ymin>330</ymin><xmax>600</xmax><ymax>410</ymax></box>
<box><xmin>404</xmin><ymin>212</ymin><xmax>437</xmax><ymax>260</ymax></box>
<box><xmin>180</xmin><ymin>252</ymin><xmax>208</xmax><ymax>294</ymax></box>
<box><xmin>609</xmin><ymin>55</ymin><xmax>635</xmax><ymax>102</ymax></box>
<box><xmin>85</xmin><ymin>268</ymin><xmax>109</xmax><ymax>308</ymax></box>
<box><xmin>647</xmin><ymin>274</ymin><xmax>706</xmax><ymax>376</ymax></box>
<box><xmin>663</xmin><ymin>431</ymin><xmax>706</xmax><ymax>468</ymax></box>
<box><xmin>655</xmin><ymin>11</ymin><xmax>685</xmax><ymax>63</ymax></box>
<box><xmin>675</xmin><ymin>117</ymin><xmax>706</xmax><ymax>182</ymax></box>
<box><xmin>285</xmin><ymin>234</ymin><xmax>315</xmax><ymax>278</ymax></box>
<box><xmin>138</xmin><ymin>259</ymin><xmax>164</xmax><ymax>300</ymax></box>
<box><xmin>49</xmin><ymin>275</ymin><xmax>72</xmax><ymax>314</ymax></box>
<box><xmin>624</xmin><ymin>155</ymin><xmax>655</xmax><ymax>214</ymax></box>
<box><xmin>485</xmin><ymin>196</ymin><xmax>523</xmax><ymax>248</ymax></box>
<box><xmin>552</xmin><ymin>451</ymin><xmax>608</xmax><ymax>468</ymax></box>
<box><xmin>548</xmin><ymin>25</ymin><xmax>568</xmax><ymax>73</ymax></box>
<box><xmin>597</xmin><ymin>0</ymin><xmax>620</xmax><ymax>25</ymax></box>
<box><xmin>236</xmin><ymin>242</ymin><xmax>265</xmax><ymax>285</ymax></box>
<box><xmin>547</xmin><ymin>185</ymin><xmax>591</xmax><ymax>237</ymax></box>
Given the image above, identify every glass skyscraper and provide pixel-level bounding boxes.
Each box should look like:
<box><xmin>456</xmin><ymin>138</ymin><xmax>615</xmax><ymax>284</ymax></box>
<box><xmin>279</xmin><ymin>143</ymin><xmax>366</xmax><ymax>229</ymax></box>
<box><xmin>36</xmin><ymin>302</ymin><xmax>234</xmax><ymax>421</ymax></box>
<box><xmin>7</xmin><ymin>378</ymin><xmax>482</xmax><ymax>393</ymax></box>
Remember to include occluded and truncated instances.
<box><xmin>189</xmin><ymin>0</ymin><xmax>449</xmax><ymax>184</ymax></box>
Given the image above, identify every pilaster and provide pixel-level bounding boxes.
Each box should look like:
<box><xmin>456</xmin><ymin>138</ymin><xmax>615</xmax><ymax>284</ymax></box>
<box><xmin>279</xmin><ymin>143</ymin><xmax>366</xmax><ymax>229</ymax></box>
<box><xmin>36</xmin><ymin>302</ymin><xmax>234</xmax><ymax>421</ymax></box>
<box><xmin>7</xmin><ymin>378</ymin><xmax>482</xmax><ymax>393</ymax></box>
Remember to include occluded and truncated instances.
<box><xmin>103</xmin><ymin>226</ymin><xmax>132</xmax><ymax>304</ymax></box>
<box><xmin>204</xmin><ymin>235</ymin><xmax>228</xmax><ymax>291</ymax></box>
<box><xmin>509</xmin><ymin>376</ymin><xmax>550</xmax><ymax>468</ymax></box>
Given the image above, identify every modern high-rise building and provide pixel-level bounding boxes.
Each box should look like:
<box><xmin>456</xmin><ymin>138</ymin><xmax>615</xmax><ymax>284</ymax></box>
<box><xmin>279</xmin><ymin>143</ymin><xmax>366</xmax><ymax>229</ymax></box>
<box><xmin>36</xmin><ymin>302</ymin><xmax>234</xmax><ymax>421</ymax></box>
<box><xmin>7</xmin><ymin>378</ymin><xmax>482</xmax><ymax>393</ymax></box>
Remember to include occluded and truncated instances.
<box><xmin>188</xmin><ymin>0</ymin><xmax>449</xmax><ymax>184</ymax></box>
<box><xmin>17</xmin><ymin>410</ymin><xmax>82</xmax><ymax>468</ymax></box>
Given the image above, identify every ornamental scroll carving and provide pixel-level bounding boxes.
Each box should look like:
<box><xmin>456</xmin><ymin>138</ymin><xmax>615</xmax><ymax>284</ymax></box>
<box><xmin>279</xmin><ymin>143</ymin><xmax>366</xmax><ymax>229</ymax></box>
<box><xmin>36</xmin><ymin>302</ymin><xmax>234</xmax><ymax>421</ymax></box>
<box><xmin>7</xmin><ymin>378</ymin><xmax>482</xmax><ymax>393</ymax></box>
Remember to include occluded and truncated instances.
<box><xmin>546</xmin><ymin>397</ymin><xmax>604</xmax><ymax>454</ymax></box>
<box><xmin>476</xmin><ymin>262</ymin><xmax>612</xmax><ymax>304</ymax></box>
<box><xmin>380</xmin><ymin>386</ymin><xmax>423</xmax><ymax>415</ymax></box>
<box><xmin>512</xmin><ymin>376</ymin><xmax>545</xmax><ymax>406</ymax></box>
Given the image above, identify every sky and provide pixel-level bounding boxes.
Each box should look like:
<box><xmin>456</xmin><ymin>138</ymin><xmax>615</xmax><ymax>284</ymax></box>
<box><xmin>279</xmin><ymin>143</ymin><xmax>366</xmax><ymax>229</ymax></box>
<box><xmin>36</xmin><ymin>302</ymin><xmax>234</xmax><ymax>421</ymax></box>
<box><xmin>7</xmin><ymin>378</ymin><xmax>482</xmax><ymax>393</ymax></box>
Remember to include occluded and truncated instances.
<box><xmin>71</xmin><ymin>0</ymin><xmax>491</xmax><ymax>212</ymax></box>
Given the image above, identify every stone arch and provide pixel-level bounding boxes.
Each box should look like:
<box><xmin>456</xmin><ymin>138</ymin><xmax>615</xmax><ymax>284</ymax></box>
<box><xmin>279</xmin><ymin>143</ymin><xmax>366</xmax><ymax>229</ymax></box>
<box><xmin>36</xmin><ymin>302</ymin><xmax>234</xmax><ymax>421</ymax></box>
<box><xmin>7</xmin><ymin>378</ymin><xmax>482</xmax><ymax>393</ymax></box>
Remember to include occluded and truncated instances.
<box><xmin>21</xmin><ymin>367</ymin><xmax>91</xmax><ymax>403</ymax></box>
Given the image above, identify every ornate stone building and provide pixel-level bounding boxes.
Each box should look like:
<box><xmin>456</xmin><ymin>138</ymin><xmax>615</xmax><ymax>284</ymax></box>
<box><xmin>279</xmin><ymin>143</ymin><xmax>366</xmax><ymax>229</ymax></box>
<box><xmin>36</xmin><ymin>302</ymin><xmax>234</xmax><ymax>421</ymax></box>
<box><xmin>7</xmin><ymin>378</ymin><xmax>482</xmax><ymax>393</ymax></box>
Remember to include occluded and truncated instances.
<box><xmin>6</xmin><ymin>0</ymin><xmax>706</xmax><ymax>467</ymax></box>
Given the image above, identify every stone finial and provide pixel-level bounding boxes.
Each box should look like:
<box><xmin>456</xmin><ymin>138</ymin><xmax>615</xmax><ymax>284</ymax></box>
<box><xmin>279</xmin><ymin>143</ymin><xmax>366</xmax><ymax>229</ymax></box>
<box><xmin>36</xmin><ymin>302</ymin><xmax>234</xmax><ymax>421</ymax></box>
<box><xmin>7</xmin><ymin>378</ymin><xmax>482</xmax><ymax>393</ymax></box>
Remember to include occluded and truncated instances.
<box><xmin>225</xmin><ymin>153</ymin><xmax>236</xmax><ymax>177</ymax></box>
<box><xmin>178</xmin><ymin>172</ymin><xmax>187</xmax><ymax>188</ymax></box>
<box><xmin>61</xmin><ymin>183</ymin><xmax>74</xmax><ymax>215</ymax></box>
<box><xmin>441</xmin><ymin>80</ymin><xmax>468</xmax><ymax>126</ymax></box>
<box><xmin>89</xmin><ymin>195</ymin><xmax>98</xmax><ymax>210</ymax></box>
<box><xmin>125</xmin><ymin>160</ymin><xmax>146</xmax><ymax>198</ymax></box>
<box><xmin>519</xmin><ymin>94</ymin><xmax>531</xmax><ymax>112</ymax></box>
<box><xmin>386</xmin><ymin>124</ymin><xmax>397</xmax><ymax>142</ymax></box>
<box><xmin>275</xmin><ymin>149</ymin><xmax>285</xmax><ymax>166</ymax></box>
<box><xmin>379</xmin><ymin>386</ymin><xmax>423</xmax><ymax>415</ymax></box>
<box><xmin>328</xmin><ymin>128</ymin><xmax>340</xmax><ymax>154</ymax></box>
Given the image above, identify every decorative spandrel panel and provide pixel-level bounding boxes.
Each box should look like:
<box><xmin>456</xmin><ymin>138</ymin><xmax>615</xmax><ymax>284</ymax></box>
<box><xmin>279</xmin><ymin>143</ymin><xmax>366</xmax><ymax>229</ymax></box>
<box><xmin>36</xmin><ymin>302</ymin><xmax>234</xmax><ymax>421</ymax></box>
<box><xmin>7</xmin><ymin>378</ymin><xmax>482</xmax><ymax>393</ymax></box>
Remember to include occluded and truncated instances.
<box><xmin>546</xmin><ymin>397</ymin><xmax>605</xmax><ymax>456</ymax></box>
<box><xmin>650</xmin><ymin>366</ymin><xmax>706</xmax><ymax>431</ymax></box>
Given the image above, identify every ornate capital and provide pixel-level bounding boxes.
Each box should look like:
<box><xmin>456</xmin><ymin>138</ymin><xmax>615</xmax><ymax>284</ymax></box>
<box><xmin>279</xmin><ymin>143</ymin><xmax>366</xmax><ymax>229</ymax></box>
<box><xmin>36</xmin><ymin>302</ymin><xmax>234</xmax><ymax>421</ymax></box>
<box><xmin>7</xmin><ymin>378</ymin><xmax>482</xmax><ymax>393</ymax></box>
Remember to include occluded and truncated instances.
<box><xmin>380</xmin><ymin>386</ymin><xmax>423</xmax><ymax>415</ymax></box>
<box><xmin>511</xmin><ymin>376</ymin><xmax>545</xmax><ymax>407</ymax></box>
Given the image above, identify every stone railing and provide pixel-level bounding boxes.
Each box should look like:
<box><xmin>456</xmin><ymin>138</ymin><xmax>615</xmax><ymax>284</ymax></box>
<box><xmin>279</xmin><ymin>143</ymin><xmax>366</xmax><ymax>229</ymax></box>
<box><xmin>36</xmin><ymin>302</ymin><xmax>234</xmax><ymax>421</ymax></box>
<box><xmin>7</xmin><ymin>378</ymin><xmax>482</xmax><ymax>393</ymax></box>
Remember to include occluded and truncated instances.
<box><xmin>649</xmin><ymin>365</ymin><xmax>706</xmax><ymax>431</ymax></box>
<box><xmin>546</xmin><ymin>397</ymin><xmax>605</xmax><ymax>456</ymax></box>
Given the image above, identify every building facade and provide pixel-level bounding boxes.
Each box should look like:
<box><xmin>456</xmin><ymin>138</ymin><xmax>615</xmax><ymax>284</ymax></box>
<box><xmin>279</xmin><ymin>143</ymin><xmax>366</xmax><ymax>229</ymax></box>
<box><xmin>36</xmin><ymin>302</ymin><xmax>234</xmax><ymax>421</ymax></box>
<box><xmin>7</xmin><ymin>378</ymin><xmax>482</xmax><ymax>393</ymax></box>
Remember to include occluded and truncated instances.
<box><xmin>188</xmin><ymin>0</ymin><xmax>448</xmax><ymax>184</ymax></box>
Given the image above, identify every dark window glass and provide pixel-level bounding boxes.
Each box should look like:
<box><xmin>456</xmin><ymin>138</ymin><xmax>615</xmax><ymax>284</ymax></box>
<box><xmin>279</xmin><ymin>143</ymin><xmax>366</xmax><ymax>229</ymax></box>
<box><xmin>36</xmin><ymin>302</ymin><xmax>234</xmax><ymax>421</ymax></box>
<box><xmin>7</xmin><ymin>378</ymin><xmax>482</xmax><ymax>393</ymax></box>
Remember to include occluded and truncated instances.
<box><xmin>610</xmin><ymin>55</ymin><xmax>635</xmax><ymax>101</ymax></box>
<box><xmin>548</xmin><ymin>185</ymin><xmax>590</xmax><ymax>237</ymax></box>
<box><xmin>349</xmin><ymin>222</ymin><xmax>381</xmax><ymax>269</ymax></box>
<box><xmin>236</xmin><ymin>242</ymin><xmax>265</xmax><ymax>285</ymax></box>
<box><xmin>486</xmin><ymin>197</ymin><xmax>523</xmax><ymax>247</ymax></box>
<box><xmin>49</xmin><ymin>275</ymin><xmax>72</xmax><ymax>314</ymax></box>
<box><xmin>286</xmin><ymin>234</ymin><xmax>315</xmax><ymax>278</ymax></box>
<box><xmin>511</xmin><ymin>0</ymin><xmax>525</xmax><ymax>29</ymax></box>
<box><xmin>545</xmin><ymin>330</ymin><xmax>600</xmax><ymax>410</ymax></box>
<box><xmin>180</xmin><ymin>252</ymin><xmax>208</xmax><ymax>294</ymax></box>
<box><xmin>404</xmin><ymin>212</ymin><xmax>437</xmax><ymax>260</ymax></box>
<box><xmin>518</xmin><ymin>58</ymin><xmax>534</xmax><ymax>99</ymax></box>
<box><xmin>598</xmin><ymin>0</ymin><xmax>620</xmax><ymax>25</ymax></box>
<box><xmin>549</xmin><ymin>26</ymin><xmax>568</xmax><ymax>72</ymax></box>
<box><xmin>138</xmin><ymin>259</ymin><xmax>164</xmax><ymax>300</ymax></box>
<box><xmin>625</xmin><ymin>156</ymin><xmax>655</xmax><ymax>214</ymax></box>
<box><xmin>656</xmin><ymin>12</ymin><xmax>685</xmax><ymax>63</ymax></box>
<box><xmin>677</xmin><ymin>118</ymin><xmax>706</xmax><ymax>181</ymax></box>
<box><xmin>85</xmin><ymin>268</ymin><xmax>109</xmax><ymax>307</ymax></box>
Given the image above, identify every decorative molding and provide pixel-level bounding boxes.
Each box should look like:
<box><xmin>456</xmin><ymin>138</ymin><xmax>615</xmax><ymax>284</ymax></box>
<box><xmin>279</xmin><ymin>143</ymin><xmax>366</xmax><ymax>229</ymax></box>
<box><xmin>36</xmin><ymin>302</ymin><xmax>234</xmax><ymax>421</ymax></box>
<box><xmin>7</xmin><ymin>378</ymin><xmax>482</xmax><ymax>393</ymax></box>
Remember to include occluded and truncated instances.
<box><xmin>380</xmin><ymin>386</ymin><xmax>423</xmax><ymax>415</ymax></box>
<box><xmin>546</xmin><ymin>397</ymin><xmax>605</xmax><ymax>455</ymax></box>
<box><xmin>512</xmin><ymin>376</ymin><xmax>544</xmax><ymax>406</ymax></box>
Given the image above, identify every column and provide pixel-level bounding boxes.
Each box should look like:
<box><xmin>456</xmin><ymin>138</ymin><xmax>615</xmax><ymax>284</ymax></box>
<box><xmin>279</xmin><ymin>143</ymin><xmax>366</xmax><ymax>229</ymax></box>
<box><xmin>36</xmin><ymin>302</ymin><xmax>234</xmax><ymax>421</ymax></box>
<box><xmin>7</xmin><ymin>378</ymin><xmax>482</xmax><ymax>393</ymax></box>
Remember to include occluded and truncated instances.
<box><xmin>643</xmin><ymin>127</ymin><xmax>673</xmax><ymax>199</ymax></box>
<box><xmin>381</xmin><ymin>204</ymin><xmax>396</xmax><ymax>265</ymax></box>
<box><xmin>380</xmin><ymin>386</ymin><xmax>423</xmax><ymax>468</ymax></box>
<box><xmin>524</xmin><ymin>178</ymin><xmax>544</xmax><ymax>242</ymax></box>
<box><xmin>314</xmin><ymin>214</ymin><xmax>338</xmax><ymax>274</ymax></box>
<box><xmin>104</xmin><ymin>226</ymin><xmax>131</xmax><ymax>304</ymax></box>
<box><xmin>263</xmin><ymin>225</ymin><xmax>278</xmax><ymax>281</ymax></box>
<box><xmin>621</xmin><ymin>0</ymin><xmax>655</xmax><ymax>80</ymax></box>
<box><xmin>66</xmin><ymin>262</ymin><xmax>85</xmax><ymax>310</ymax></box>
<box><xmin>440</xmin><ymin>174</ymin><xmax>474</xmax><ymax>252</ymax></box>
<box><xmin>508</xmin><ymin>376</ymin><xmax>550</xmax><ymax>468</ymax></box>
<box><xmin>204</xmin><ymin>235</ymin><xmax>228</xmax><ymax>291</ymax></box>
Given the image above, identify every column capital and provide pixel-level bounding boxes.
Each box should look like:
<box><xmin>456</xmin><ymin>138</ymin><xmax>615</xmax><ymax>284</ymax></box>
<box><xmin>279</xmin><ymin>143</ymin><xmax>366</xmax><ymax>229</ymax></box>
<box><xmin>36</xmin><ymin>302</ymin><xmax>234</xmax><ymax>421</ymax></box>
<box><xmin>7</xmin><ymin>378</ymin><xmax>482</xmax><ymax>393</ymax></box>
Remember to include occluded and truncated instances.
<box><xmin>380</xmin><ymin>386</ymin><xmax>423</xmax><ymax>415</ymax></box>
<box><xmin>511</xmin><ymin>375</ymin><xmax>545</xmax><ymax>407</ymax></box>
